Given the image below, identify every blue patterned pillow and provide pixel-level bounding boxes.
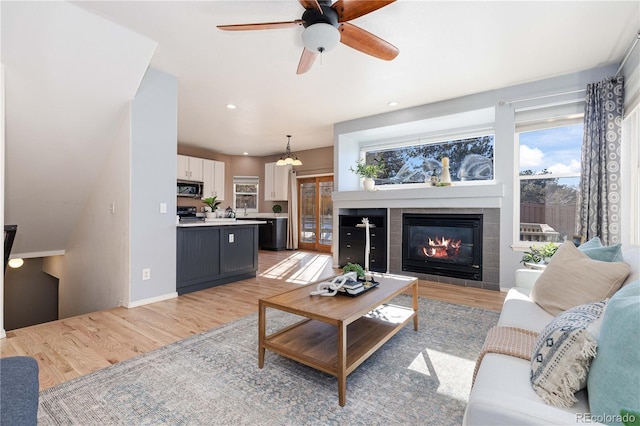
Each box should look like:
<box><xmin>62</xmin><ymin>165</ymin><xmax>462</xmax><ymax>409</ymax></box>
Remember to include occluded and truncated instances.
<box><xmin>530</xmin><ymin>301</ymin><xmax>606</xmax><ymax>407</ymax></box>
<box><xmin>578</xmin><ymin>236</ymin><xmax>624</xmax><ymax>262</ymax></box>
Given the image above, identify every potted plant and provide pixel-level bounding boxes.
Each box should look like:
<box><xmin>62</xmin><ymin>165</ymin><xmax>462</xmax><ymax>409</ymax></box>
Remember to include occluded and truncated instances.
<box><xmin>203</xmin><ymin>196</ymin><xmax>221</xmax><ymax>218</ymax></box>
<box><xmin>520</xmin><ymin>242</ymin><xmax>559</xmax><ymax>267</ymax></box>
<box><xmin>272</xmin><ymin>204</ymin><xmax>282</xmax><ymax>216</ymax></box>
<box><xmin>349</xmin><ymin>159</ymin><xmax>385</xmax><ymax>191</ymax></box>
<box><xmin>342</xmin><ymin>262</ymin><xmax>365</xmax><ymax>279</ymax></box>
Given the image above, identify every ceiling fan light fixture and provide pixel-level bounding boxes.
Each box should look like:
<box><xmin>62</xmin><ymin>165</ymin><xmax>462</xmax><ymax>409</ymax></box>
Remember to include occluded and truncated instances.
<box><xmin>302</xmin><ymin>23</ymin><xmax>340</xmax><ymax>53</ymax></box>
<box><xmin>277</xmin><ymin>135</ymin><xmax>302</xmax><ymax>167</ymax></box>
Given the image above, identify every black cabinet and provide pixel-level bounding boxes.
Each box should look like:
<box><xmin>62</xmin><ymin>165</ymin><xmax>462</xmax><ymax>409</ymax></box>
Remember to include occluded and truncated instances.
<box><xmin>177</xmin><ymin>224</ymin><xmax>259</xmax><ymax>295</ymax></box>
<box><xmin>338</xmin><ymin>210</ymin><xmax>387</xmax><ymax>273</ymax></box>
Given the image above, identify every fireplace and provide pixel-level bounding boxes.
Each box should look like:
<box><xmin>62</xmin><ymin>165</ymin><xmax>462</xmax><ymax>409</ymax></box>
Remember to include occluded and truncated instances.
<box><xmin>402</xmin><ymin>213</ymin><xmax>483</xmax><ymax>281</ymax></box>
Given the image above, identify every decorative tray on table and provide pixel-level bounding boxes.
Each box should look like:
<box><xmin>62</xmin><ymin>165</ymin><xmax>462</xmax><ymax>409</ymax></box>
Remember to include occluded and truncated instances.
<box><xmin>337</xmin><ymin>278</ymin><xmax>379</xmax><ymax>297</ymax></box>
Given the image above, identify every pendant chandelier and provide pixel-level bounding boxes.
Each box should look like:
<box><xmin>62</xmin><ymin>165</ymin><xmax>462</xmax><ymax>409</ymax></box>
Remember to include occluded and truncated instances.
<box><xmin>276</xmin><ymin>135</ymin><xmax>302</xmax><ymax>166</ymax></box>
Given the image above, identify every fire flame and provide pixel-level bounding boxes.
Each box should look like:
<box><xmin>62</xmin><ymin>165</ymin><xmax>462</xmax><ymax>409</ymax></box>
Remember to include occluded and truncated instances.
<box><xmin>422</xmin><ymin>236</ymin><xmax>462</xmax><ymax>258</ymax></box>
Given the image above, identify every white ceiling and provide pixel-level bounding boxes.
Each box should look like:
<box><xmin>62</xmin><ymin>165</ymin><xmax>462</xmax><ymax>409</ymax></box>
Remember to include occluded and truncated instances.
<box><xmin>73</xmin><ymin>0</ymin><xmax>639</xmax><ymax>157</ymax></box>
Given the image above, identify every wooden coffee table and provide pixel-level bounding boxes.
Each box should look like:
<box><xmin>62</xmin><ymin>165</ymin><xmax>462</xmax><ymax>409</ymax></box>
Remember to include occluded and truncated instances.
<box><xmin>258</xmin><ymin>274</ymin><xmax>418</xmax><ymax>406</ymax></box>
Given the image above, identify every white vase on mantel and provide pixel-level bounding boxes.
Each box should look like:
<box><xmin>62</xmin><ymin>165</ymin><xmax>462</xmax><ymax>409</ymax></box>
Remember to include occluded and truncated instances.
<box><xmin>363</xmin><ymin>178</ymin><xmax>376</xmax><ymax>191</ymax></box>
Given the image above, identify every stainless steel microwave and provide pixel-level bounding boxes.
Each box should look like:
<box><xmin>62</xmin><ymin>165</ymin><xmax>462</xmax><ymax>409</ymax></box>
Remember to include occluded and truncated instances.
<box><xmin>177</xmin><ymin>180</ymin><xmax>203</xmax><ymax>198</ymax></box>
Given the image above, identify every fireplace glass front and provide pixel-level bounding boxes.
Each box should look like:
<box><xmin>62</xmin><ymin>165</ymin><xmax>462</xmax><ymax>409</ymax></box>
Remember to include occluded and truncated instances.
<box><xmin>402</xmin><ymin>213</ymin><xmax>482</xmax><ymax>280</ymax></box>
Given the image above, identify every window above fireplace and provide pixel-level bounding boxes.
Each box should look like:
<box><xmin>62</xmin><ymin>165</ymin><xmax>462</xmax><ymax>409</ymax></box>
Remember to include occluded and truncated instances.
<box><xmin>361</xmin><ymin>133</ymin><xmax>495</xmax><ymax>187</ymax></box>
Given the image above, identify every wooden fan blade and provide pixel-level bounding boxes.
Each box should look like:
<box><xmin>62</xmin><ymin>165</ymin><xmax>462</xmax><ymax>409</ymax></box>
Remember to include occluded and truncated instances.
<box><xmin>339</xmin><ymin>23</ymin><xmax>398</xmax><ymax>60</ymax></box>
<box><xmin>299</xmin><ymin>0</ymin><xmax>322</xmax><ymax>13</ymax></box>
<box><xmin>331</xmin><ymin>0</ymin><xmax>395</xmax><ymax>22</ymax></box>
<box><xmin>297</xmin><ymin>48</ymin><xmax>318</xmax><ymax>74</ymax></box>
<box><xmin>217</xmin><ymin>20</ymin><xmax>303</xmax><ymax>31</ymax></box>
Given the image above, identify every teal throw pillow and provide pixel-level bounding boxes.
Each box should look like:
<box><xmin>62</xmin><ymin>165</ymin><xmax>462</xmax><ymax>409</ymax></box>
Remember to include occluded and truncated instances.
<box><xmin>587</xmin><ymin>281</ymin><xmax>640</xmax><ymax>425</ymax></box>
<box><xmin>578</xmin><ymin>236</ymin><xmax>624</xmax><ymax>262</ymax></box>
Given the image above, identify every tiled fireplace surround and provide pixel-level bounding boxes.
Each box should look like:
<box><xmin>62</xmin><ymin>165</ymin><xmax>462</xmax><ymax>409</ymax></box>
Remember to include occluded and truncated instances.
<box><xmin>388</xmin><ymin>208</ymin><xmax>500</xmax><ymax>291</ymax></box>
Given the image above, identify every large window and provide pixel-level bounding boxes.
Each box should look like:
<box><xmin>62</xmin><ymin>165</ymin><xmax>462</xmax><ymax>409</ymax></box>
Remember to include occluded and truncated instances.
<box><xmin>233</xmin><ymin>176</ymin><xmax>258</xmax><ymax>214</ymax></box>
<box><xmin>363</xmin><ymin>134</ymin><xmax>494</xmax><ymax>186</ymax></box>
<box><xmin>517</xmin><ymin>123</ymin><xmax>582</xmax><ymax>243</ymax></box>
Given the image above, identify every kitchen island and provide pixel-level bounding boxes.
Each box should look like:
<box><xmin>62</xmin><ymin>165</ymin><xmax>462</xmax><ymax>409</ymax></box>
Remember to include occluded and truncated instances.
<box><xmin>176</xmin><ymin>219</ymin><xmax>265</xmax><ymax>295</ymax></box>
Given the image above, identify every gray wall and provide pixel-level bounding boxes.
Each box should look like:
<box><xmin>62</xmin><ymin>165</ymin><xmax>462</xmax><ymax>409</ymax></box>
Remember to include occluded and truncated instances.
<box><xmin>60</xmin><ymin>109</ymin><xmax>131</xmax><ymax>318</ymax></box>
<box><xmin>129</xmin><ymin>67</ymin><xmax>177</xmax><ymax>304</ymax></box>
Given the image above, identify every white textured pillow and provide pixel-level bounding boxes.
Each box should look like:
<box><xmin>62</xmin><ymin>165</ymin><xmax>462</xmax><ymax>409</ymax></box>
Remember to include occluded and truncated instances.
<box><xmin>530</xmin><ymin>241</ymin><xmax>630</xmax><ymax>315</ymax></box>
<box><xmin>530</xmin><ymin>301</ymin><xmax>606</xmax><ymax>407</ymax></box>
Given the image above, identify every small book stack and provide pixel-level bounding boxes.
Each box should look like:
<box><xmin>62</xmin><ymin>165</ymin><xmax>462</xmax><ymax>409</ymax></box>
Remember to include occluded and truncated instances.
<box><xmin>340</xmin><ymin>281</ymin><xmax>365</xmax><ymax>295</ymax></box>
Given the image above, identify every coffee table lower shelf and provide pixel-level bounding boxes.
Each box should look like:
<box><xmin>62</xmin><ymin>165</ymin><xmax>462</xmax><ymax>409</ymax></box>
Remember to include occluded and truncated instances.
<box><xmin>260</xmin><ymin>304</ymin><xmax>416</xmax><ymax>402</ymax></box>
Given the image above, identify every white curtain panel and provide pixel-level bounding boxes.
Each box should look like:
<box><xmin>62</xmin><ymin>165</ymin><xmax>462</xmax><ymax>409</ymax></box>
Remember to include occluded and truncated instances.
<box><xmin>287</xmin><ymin>169</ymin><xmax>298</xmax><ymax>249</ymax></box>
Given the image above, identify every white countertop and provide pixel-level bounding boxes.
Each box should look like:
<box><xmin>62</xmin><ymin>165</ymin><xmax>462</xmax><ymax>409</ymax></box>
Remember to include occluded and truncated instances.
<box><xmin>237</xmin><ymin>214</ymin><xmax>287</xmax><ymax>220</ymax></box>
<box><xmin>177</xmin><ymin>219</ymin><xmax>266</xmax><ymax>227</ymax></box>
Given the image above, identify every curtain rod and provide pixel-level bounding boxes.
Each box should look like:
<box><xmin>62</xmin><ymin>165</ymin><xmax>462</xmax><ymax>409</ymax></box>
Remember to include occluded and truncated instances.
<box><xmin>499</xmin><ymin>89</ymin><xmax>586</xmax><ymax>107</ymax></box>
<box><xmin>616</xmin><ymin>30</ymin><xmax>640</xmax><ymax>77</ymax></box>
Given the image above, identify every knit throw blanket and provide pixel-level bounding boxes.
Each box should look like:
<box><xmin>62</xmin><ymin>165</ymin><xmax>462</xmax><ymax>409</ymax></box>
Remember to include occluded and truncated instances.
<box><xmin>472</xmin><ymin>325</ymin><xmax>539</xmax><ymax>386</ymax></box>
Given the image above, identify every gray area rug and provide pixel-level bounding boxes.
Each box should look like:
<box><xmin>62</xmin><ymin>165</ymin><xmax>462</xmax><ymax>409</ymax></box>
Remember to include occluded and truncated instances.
<box><xmin>38</xmin><ymin>295</ymin><xmax>499</xmax><ymax>425</ymax></box>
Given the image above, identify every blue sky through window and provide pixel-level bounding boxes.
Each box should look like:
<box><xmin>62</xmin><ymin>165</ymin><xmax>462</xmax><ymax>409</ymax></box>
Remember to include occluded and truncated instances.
<box><xmin>519</xmin><ymin>124</ymin><xmax>583</xmax><ymax>174</ymax></box>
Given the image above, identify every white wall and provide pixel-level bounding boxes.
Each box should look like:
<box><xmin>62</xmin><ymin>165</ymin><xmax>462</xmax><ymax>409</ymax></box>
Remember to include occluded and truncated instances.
<box><xmin>621</xmin><ymin>35</ymin><xmax>640</xmax><ymax>245</ymax></box>
<box><xmin>333</xmin><ymin>65</ymin><xmax>618</xmax><ymax>291</ymax></box>
<box><xmin>1</xmin><ymin>64</ymin><xmax>6</xmax><ymax>338</ymax></box>
<box><xmin>60</xmin><ymin>109</ymin><xmax>132</xmax><ymax>318</ymax></box>
<box><xmin>129</xmin><ymin>67</ymin><xmax>177</xmax><ymax>305</ymax></box>
<box><xmin>1</xmin><ymin>1</ymin><xmax>156</xmax><ymax>257</ymax></box>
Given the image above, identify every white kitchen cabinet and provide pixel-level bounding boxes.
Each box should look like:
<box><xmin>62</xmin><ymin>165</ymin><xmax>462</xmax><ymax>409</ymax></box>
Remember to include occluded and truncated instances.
<box><xmin>202</xmin><ymin>159</ymin><xmax>225</xmax><ymax>200</ymax></box>
<box><xmin>177</xmin><ymin>155</ymin><xmax>204</xmax><ymax>182</ymax></box>
<box><xmin>264</xmin><ymin>162</ymin><xmax>291</xmax><ymax>201</ymax></box>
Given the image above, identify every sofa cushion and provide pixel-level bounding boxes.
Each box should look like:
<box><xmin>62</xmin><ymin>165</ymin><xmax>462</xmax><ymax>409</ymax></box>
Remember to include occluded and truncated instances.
<box><xmin>531</xmin><ymin>241</ymin><xmax>630</xmax><ymax>315</ymax></box>
<box><xmin>498</xmin><ymin>287</ymin><xmax>555</xmax><ymax>333</ymax></box>
<box><xmin>578</xmin><ymin>236</ymin><xmax>624</xmax><ymax>262</ymax></box>
<box><xmin>621</xmin><ymin>245</ymin><xmax>640</xmax><ymax>285</ymax></box>
<box><xmin>0</xmin><ymin>356</ymin><xmax>39</xmax><ymax>426</ymax></box>
<box><xmin>464</xmin><ymin>353</ymin><xmax>591</xmax><ymax>425</ymax></box>
<box><xmin>530</xmin><ymin>301</ymin><xmax>605</xmax><ymax>407</ymax></box>
<box><xmin>587</xmin><ymin>281</ymin><xmax>640</xmax><ymax>424</ymax></box>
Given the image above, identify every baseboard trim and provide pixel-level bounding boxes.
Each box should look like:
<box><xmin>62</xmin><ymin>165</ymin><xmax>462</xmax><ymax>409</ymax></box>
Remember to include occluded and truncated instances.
<box><xmin>124</xmin><ymin>292</ymin><xmax>178</xmax><ymax>309</ymax></box>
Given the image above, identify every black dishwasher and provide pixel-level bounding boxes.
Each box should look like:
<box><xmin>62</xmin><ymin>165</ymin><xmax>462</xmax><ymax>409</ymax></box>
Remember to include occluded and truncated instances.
<box><xmin>237</xmin><ymin>218</ymin><xmax>287</xmax><ymax>250</ymax></box>
<box><xmin>259</xmin><ymin>218</ymin><xmax>287</xmax><ymax>250</ymax></box>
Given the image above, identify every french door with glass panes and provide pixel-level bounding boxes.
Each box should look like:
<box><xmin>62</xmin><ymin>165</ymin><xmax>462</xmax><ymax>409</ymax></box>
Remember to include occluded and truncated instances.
<box><xmin>298</xmin><ymin>176</ymin><xmax>333</xmax><ymax>252</ymax></box>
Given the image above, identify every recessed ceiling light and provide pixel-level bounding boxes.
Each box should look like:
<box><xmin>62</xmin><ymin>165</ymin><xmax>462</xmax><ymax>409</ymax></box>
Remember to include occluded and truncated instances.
<box><xmin>243</xmin><ymin>152</ymin><xmax>249</xmax><ymax>156</ymax></box>
<box><xmin>226</xmin><ymin>104</ymin><xmax>237</xmax><ymax>109</ymax></box>
<box><xmin>388</xmin><ymin>101</ymin><xmax>399</xmax><ymax>107</ymax></box>
<box><xmin>8</xmin><ymin>258</ymin><xmax>24</xmax><ymax>268</ymax></box>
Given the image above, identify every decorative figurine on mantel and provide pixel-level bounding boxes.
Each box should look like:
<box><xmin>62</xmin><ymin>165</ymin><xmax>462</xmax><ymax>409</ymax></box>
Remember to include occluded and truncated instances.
<box><xmin>439</xmin><ymin>157</ymin><xmax>452</xmax><ymax>186</ymax></box>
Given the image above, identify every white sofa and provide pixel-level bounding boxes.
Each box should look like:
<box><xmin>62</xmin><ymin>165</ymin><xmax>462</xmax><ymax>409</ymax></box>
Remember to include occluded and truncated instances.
<box><xmin>463</xmin><ymin>244</ymin><xmax>639</xmax><ymax>425</ymax></box>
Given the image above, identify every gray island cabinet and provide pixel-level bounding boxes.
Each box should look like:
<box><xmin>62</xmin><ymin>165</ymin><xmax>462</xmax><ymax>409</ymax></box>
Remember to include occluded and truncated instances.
<box><xmin>176</xmin><ymin>221</ymin><xmax>263</xmax><ymax>295</ymax></box>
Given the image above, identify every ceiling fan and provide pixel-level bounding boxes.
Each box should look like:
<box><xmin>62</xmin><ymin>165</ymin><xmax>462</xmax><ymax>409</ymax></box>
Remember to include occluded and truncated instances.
<box><xmin>217</xmin><ymin>0</ymin><xmax>399</xmax><ymax>74</ymax></box>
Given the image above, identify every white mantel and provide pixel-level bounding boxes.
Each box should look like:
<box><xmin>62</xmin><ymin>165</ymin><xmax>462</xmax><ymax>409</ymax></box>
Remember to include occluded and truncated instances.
<box><xmin>332</xmin><ymin>183</ymin><xmax>504</xmax><ymax>210</ymax></box>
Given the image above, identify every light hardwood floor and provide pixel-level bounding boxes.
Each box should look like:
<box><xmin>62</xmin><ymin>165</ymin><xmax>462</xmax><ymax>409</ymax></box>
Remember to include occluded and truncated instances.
<box><xmin>0</xmin><ymin>249</ymin><xmax>505</xmax><ymax>391</ymax></box>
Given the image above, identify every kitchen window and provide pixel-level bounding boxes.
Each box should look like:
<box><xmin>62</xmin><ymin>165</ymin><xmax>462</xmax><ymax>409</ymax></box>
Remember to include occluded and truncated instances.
<box><xmin>233</xmin><ymin>176</ymin><xmax>259</xmax><ymax>213</ymax></box>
